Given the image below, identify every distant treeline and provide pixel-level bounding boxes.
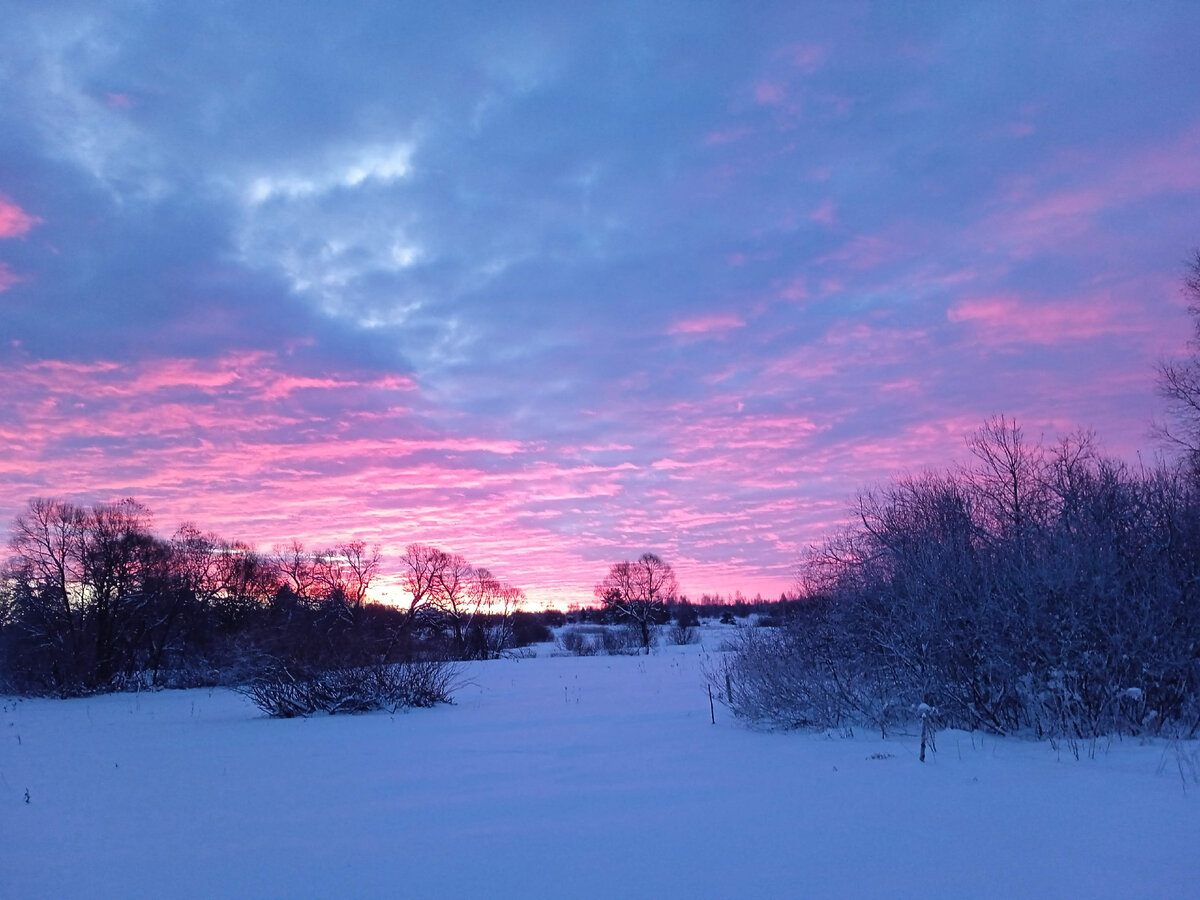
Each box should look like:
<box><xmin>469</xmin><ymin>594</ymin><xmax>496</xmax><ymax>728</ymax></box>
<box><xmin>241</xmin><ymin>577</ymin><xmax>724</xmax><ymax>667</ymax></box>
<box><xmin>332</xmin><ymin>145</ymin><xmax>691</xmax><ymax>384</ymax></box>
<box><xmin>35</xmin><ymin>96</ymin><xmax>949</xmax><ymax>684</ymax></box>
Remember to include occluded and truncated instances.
<box><xmin>0</xmin><ymin>502</ymin><xmax>544</xmax><ymax>697</ymax></box>
<box><xmin>563</xmin><ymin>594</ymin><xmax>793</xmax><ymax>627</ymax></box>
<box><xmin>0</xmin><ymin>492</ymin><xmax>792</xmax><ymax>697</ymax></box>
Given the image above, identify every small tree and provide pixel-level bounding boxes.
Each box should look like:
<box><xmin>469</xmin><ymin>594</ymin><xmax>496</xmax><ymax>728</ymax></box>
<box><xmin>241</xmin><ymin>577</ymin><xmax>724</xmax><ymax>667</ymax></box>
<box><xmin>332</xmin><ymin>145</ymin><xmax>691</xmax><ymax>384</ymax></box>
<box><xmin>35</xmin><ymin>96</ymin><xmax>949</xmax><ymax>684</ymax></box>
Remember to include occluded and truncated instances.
<box><xmin>595</xmin><ymin>553</ymin><xmax>678</xmax><ymax>654</ymax></box>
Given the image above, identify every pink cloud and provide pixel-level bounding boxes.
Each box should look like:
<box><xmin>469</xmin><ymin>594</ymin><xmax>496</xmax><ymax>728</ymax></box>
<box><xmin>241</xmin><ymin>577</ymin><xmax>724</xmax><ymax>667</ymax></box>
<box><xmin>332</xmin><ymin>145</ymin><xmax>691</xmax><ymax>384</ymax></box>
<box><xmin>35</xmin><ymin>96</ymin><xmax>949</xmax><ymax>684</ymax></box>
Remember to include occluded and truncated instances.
<box><xmin>0</xmin><ymin>195</ymin><xmax>38</xmax><ymax>239</ymax></box>
<box><xmin>105</xmin><ymin>92</ymin><xmax>134</xmax><ymax>108</ymax></box>
<box><xmin>816</xmin><ymin>234</ymin><xmax>900</xmax><ymax>271</ymax></box>
<box><xmin>764</xmin><ymin>322</ymin><xmax>931</xmax><ymax>384</ymax></box>
<box><xmin>753</xmin><ymin>81</ymin><xmax>786</xmax><ymax>106</ymax></box>
<box><xmin>947</xmin><ymin>293</ymin><xmax>1129</xmax><ymax>344</ymax></box>
<box><xmin>778</xmin><ymin>276</ymin><xmax>808</xmax><ymax>303</ymax></box>
<box><xmin>0</xmin><ymin>287</ymin><xmax>1152</xmax><ymax>610</ymax></box>
<box><xmin>809</xmin><ymin>199</ymin><xmax>837</xmax><ymax>226</ymax></box>
<box><xmin>0</xmin><ymin>350</ymin><xmax>680</xmax><ymax>608</ymax></box>
<box><xmin>704</xmin><ymin>126</ymin><xmax>752</xmax><ymax>145</ymax></box>
<box><xmin>0</xmin><ymin>263</ymin><xmax>23</xmax><ymax>293</ymax></box>
<box><xmin>816</xmin><ymin>93</ymin><xmax>854</xmax><ymax>117</ymax></box>
<box><xmin>668</xmin><ymin>313</ymin><xmax>746</xmax><ymax>336</ymax></box>
<box><xmin>978</xmin><ymin>123</ymin><xmax>1200</xmax><ymax>257</ymax></box>
<box><xmin>780</xmin><ymin>42</ymin><xmax>829</xmax><ymax>73</ymax></box>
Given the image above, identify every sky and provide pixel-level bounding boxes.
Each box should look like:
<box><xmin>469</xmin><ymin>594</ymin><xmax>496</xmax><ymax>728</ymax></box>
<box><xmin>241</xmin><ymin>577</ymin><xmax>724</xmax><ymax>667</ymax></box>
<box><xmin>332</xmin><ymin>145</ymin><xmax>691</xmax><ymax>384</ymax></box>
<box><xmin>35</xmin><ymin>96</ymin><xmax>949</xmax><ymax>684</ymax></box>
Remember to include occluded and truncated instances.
<box><xmin>2</xmin><ymin>2</ymin><xmax>1199</xmax><ymax>608</ymax></box>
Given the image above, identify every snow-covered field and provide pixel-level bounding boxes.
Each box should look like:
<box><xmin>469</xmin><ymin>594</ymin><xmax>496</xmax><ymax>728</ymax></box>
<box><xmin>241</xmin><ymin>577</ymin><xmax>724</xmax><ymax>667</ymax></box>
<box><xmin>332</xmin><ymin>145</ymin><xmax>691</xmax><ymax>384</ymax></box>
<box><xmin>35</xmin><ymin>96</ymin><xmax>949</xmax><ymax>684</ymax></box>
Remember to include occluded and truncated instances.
<box><xmin>3</xmin><ymin>633</ymin><xmax>1199</xmax><ymax>899</ymax></box>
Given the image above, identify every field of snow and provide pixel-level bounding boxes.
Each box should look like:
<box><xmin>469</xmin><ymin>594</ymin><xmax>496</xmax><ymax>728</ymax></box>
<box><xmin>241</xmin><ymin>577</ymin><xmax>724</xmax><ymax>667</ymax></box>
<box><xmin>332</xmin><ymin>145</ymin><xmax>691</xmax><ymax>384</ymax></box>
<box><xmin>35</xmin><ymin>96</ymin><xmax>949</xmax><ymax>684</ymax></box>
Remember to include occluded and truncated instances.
<box><xmin>3</xmin><ymin>631</ymin><xmax>1199</xmax><ymax>898</ymax></box>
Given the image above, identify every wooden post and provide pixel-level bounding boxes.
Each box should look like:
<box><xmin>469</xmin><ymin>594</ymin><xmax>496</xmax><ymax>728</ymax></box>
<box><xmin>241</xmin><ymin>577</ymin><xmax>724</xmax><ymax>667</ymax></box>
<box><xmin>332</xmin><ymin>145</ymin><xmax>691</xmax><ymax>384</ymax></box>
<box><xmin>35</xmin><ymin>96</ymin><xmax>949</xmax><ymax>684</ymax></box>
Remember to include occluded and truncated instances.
<box><xmin>919</xmin><ymin>705</ymin><xmax>935</xmax><ymax>762</ymax></box>
<box><xmin>708</xmin><ymin>683</ymin><xmax>716</xmax><ymax>724</ymax></box>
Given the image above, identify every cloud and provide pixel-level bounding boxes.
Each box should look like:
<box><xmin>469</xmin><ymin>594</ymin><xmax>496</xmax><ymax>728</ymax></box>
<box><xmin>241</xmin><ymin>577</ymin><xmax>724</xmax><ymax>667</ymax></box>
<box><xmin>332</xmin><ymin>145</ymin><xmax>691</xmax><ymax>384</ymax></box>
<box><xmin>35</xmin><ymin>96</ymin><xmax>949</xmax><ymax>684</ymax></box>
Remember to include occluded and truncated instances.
<box><xmin>0</xmin><ymin>195</ymin><xmax>38</xmax><ymax>238</ymax></box>
<box><xmin>0</xmin><ymin>263</ymin><xmax>23</xmax><ymax>293</ymax></box>
<box><xmin>780</xmin><ymin>42</ymin><xmax>829</xmax><ymax>74</ymax></box>
<box><xmin>1</xmin><ymin>1</ymin><xmax>1198</xmax><ymax>606</ymax></box>
<box><xmin>245</xmin><ymin>142</ymin><xmax>416</xmax><ymax>204</ymax></box>
<box><xmin>754</xmin><ymin>81</ymin><xmax>787</xmax><ymax>106</ymax></box>
<box><xmin>704</xmin><ymin>126</ymin><xmax>751</xmax><ymax>146</ymax></box>
<box><xmin>809</xmin><ymin>199</ymin><xmax>837</xmax><ymax>226</ymax></box>
<box><xmin>947</xmin><ymin>294</ymin><xmax>1129</xmax><ymax>345</ymax></box>
<box><xmin>668</xmin><ymin>313</ymin><xmax>746</xmax><ymax>336</ymax></box>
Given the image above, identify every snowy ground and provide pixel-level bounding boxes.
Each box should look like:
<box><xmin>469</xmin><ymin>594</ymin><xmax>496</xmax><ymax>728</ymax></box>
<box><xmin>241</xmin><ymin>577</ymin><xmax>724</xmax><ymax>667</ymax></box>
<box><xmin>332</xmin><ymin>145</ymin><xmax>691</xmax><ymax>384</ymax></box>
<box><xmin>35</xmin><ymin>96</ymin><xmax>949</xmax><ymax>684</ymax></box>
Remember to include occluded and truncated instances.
<box><xmin>3</xmin><ymin>632</ymin><xmax>1199</xmax><ymax>899</ymax></box>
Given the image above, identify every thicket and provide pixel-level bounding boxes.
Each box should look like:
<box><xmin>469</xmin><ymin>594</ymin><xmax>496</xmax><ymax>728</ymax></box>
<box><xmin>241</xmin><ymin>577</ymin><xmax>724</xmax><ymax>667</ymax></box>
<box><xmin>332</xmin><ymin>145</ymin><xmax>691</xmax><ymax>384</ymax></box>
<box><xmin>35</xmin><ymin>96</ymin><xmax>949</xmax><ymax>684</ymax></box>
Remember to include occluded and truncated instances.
<box><xmin>719</xmin><ymin>418</ymin><xmax>1200</xmax><ymax>740</ymax></box>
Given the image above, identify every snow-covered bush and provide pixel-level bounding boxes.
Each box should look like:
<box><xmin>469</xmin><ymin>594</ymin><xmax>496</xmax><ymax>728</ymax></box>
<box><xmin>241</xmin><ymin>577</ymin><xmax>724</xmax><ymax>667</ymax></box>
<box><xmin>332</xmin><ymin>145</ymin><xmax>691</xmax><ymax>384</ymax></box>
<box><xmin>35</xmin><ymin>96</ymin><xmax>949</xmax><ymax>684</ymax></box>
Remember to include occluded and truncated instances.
<box><xmin>601</xmin><ymin>624</ymin><xmax>647</xmax><ymax>655</ymax></box>
<box><xmin>237</xmin><ymin>660</ymin><xmax>459</xmax><ymax>718</ymax></box>
<box><xmin>557</xmin><ymin>628</ymin><xmax>600</xmax><ymax>656</ymax></box>
<box><xmin>555</xmin><ymin>624</ymin><xmax>646</xmax><ymax>656</ymax></box>
<box><xmin>667</xmin><ymin>622</ymin><xmax>699</xmax><ymax>645</ymax></box>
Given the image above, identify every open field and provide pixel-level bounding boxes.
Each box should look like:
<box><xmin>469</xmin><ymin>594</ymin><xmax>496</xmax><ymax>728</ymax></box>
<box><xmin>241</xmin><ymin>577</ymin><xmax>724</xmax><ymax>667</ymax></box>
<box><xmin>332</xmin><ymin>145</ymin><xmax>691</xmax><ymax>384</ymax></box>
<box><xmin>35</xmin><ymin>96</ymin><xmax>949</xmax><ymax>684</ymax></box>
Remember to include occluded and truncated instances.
<box><xmin>3</xmin><ymin>633</ymin><xmax>1199</xmax><ymax>899</ymax></box>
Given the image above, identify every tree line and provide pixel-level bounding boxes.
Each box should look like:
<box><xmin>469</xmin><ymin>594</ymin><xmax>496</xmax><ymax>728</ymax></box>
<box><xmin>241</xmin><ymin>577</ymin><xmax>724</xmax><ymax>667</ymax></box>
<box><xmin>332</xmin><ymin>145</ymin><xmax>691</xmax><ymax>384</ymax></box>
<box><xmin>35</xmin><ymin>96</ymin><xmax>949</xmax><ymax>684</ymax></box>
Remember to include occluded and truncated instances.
<box><xmin>0</xmin><ymin>499</ymin><xmax>529</xmax><ymax>697</ymax></box>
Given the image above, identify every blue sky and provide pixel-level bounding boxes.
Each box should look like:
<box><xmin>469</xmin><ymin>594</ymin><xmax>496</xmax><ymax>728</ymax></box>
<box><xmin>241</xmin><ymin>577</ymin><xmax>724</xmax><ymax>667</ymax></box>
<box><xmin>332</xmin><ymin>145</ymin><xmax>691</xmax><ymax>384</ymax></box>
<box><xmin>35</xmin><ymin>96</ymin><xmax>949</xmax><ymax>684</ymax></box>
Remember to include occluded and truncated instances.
<box><xmin>2</xmin><ymin>2</ymin><xmax>1199</xmax><ymax>605</ymax></box>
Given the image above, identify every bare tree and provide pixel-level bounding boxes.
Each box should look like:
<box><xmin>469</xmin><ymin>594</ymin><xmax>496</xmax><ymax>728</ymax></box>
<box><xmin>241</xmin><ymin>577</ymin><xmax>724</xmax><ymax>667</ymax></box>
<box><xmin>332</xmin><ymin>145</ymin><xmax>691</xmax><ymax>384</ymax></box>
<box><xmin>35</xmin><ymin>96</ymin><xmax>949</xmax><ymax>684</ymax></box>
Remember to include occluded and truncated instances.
<box><xmin>595</xmin><ymin>553</ymin><xmax>678</xmax><ymax>653</ymax></box>
<box><xmin>965</xmin><ymin>415</ymin><xmax>1050</xmax><ymax>550</ymax></box>
<box><xmin>1157</xmin><ymin>250</ymin><xmax>1200</xmax><ymax>464</ymax></box>
<box><xmin>313</xmin><ymin>540</ymin><xmax>381</xmax><ymax>615</ymax></box>
<box><xmin>467</xmin><ymin>568</ymin><xmax>524</xmax><ymax>659</ymax></box>
<box><xmin>78</xmin><ymin>498</ymin><xmax>170</xmax><ymax>687</ymax></box>
<box><xmin>396</xmin><ymin>543</ymin><xmax>448</xmax><ymax>634</ymax></box>
<box><xmin>428</xmin><ymin>550</ymin><xmax>474</xmax><ymax>654</ymax></box>
<box><xmin>3</xmin><ymin>499</ymin><xmax>88</xmax><ymax>691</ymax></box>
<box><xmin>2</xmin><ymin>498</ymin><xmax>180</xmax><ymax>691</ymax></box>
<box><xmin>171</xmin><ymin>525</ymin><xmax>274</xmax><ymax>631</ymax></box>
<box><xmin>272</xmin><ymin>540</ymin><xmax>317</xmax><ymax>605</ymax></box>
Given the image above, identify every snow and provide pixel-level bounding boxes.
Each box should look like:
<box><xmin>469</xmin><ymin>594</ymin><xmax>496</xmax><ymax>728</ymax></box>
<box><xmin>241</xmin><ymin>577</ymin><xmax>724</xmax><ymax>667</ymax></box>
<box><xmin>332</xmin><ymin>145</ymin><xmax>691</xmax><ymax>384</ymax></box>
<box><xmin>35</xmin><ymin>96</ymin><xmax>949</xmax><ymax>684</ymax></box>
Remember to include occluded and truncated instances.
<box><xmin>3</xmin><ymin>633</ymin><xmax>1199</xmax><ymax>898</ymax></box>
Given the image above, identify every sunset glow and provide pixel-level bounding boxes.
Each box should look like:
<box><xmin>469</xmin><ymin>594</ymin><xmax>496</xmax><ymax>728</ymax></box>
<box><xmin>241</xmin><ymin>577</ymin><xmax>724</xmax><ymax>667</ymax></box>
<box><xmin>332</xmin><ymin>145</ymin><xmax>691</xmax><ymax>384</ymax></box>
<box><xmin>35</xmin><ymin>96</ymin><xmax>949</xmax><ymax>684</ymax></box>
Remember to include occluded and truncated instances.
<box><xmin>1</xmin><ymin>3</ymin><xmax>1198</xmax><ymax>607</ymax></box>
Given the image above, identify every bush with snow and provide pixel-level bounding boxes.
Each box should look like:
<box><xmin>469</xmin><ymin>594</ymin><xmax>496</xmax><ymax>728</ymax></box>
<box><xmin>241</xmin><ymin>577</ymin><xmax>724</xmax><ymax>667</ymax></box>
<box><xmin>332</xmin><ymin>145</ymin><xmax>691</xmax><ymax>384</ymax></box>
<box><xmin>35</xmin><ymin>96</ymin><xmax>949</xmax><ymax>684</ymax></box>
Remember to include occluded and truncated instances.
<box><xmin>555</xmin><ymin>624</ymin><xmax>647</xmax><ymax>656</ymax></box>
<box><xmin>236</xmin><ymin>660</ymin><xmax>459</xmax><ymax>718</ymax></box>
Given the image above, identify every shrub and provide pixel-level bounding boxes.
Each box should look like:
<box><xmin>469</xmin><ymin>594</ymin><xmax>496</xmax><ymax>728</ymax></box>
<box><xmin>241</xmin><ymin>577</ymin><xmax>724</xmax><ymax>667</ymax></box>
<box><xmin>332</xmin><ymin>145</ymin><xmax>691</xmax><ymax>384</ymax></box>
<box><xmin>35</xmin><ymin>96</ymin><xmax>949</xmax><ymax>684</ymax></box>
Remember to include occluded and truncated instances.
<box><xmin>674</xmin><ymin>601</ymin><xmax>700</xmax><ymax>628</ymax></box>
<box><xmin>601</xmin><ymin>624</ymin><xmax>647</xmax><ymax>655</ymax></box>
<box><xmin>237</xmin><ymin>660</ymin><xmax>459</xmax><ymax>718</ymax></box>
<box><xmin>555</xmin><ymin>624</ymin><xmax>647</xmax><ymax>656</ymax></box>
<box><xmin>668</xmin><ymin>622</ymin><xmax>699</xmax><ymax>645</ymax></box>
<box><xmin>557</xmin><ymin>628</ymin><xmax>599</xmax><ymax>656</ymax></box>
<box><xmin>511</xmin><ymin>612</ymin><xmax>553</xmax><ymax>646</ymax></box>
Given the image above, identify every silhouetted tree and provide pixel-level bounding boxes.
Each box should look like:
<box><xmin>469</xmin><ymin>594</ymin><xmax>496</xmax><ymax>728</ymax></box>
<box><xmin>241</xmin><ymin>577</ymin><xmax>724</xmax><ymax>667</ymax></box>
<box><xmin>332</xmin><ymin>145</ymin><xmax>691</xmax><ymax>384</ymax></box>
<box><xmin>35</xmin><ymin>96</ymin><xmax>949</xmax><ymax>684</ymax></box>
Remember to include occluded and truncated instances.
<box><xmin>313</xmin><ymin>540</ymin><xmax>381</xmax><ymax>614</ymax></box>
<box><xmin>397</xmin><ymin>543</ymin><xmax>448</xmax><ymax>636</ymax></box>
<box><xmin>595</xmin><ymin>553</ymin><xmax>678</xmax><ymax>653</ymax></box>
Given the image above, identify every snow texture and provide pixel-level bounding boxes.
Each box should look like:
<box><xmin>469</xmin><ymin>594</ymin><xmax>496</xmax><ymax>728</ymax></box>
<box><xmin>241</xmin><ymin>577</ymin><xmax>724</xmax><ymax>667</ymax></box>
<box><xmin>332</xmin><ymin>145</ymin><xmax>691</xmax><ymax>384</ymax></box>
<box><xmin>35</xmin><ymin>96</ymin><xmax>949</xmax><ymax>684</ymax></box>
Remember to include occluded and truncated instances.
<box><xmin>3</xmin><ymin>633</ymin><xmax>1198</xmax><ymax>898</ymax></box>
